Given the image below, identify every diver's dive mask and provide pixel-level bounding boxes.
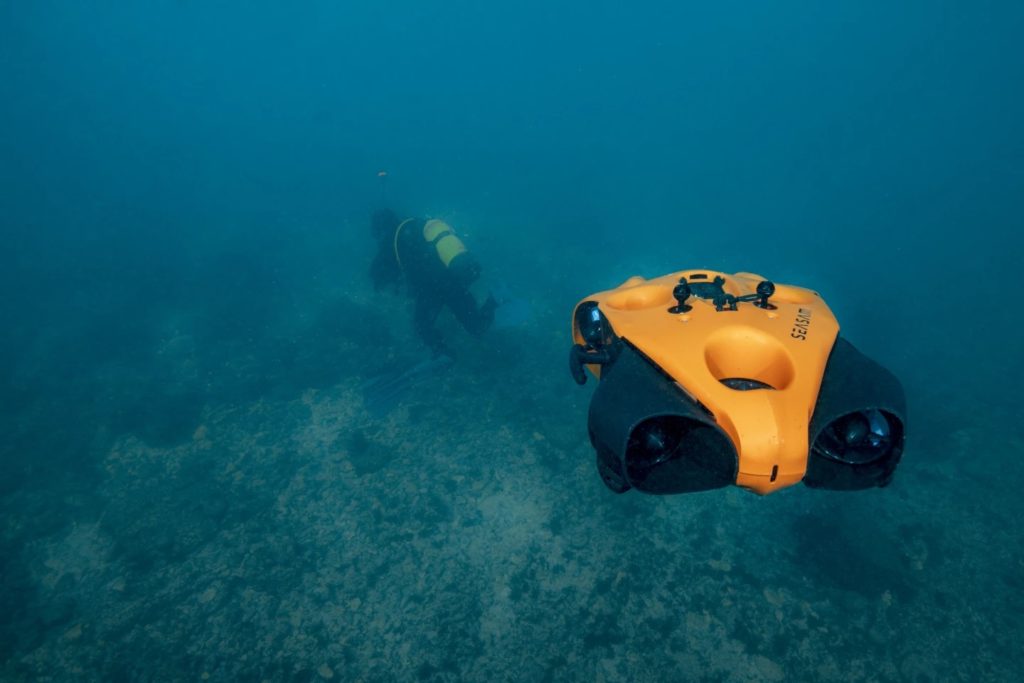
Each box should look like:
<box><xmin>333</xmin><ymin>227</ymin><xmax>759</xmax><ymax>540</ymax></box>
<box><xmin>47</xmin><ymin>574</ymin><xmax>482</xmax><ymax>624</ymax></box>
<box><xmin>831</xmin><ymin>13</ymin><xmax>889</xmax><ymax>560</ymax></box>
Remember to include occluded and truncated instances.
<box><xmin>570</xmin><ymin>271</ymin><xmax>906</xmax><ymax>496</ymax></box>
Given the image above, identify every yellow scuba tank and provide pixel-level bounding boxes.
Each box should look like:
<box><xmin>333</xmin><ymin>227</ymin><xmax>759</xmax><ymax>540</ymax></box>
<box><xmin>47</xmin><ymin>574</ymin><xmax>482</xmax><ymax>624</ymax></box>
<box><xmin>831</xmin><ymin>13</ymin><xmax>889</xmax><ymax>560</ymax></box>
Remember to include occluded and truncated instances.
<box><xmin>422</xmin><ymin>219</ymin><xmax>468</xmax><ymax>267</ymax></box>
<box><xmin>393</xmin><ymin>218</ymin><xmax>471</xmax><ymax>272</ymax></box>
<box><xmin>570</xmin><ymin>270</ymin><xmax>906</xmax><ymax>496</ymax></box>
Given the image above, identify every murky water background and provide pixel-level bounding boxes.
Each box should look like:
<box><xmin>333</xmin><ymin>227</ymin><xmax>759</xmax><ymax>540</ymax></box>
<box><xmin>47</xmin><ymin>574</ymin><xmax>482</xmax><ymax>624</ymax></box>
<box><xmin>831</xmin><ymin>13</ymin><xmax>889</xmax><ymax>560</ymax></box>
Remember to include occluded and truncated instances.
<box><xmin>2</xmin><ymin>3</ymin><xmax>1022</xmax><ymax>681</ymax></box>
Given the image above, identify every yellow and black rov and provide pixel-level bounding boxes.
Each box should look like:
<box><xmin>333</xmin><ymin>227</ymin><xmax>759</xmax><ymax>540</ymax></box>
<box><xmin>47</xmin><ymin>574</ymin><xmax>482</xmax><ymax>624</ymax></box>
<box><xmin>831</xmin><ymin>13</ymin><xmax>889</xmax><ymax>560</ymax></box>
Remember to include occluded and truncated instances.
<box><xmin>569</xmin><ymin>270</ymin><xmax>906</xmax><ymax>495</ymax></box>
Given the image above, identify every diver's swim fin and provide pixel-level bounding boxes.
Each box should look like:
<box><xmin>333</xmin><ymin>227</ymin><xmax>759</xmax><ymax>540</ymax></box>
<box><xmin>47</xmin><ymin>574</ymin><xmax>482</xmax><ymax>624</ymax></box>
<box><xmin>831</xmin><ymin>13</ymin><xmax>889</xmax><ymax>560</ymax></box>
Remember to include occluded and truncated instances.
<box><xmin>361</xmin><ymin>354</ymin><xmax>454</xmax><ymax>417</ymax></box>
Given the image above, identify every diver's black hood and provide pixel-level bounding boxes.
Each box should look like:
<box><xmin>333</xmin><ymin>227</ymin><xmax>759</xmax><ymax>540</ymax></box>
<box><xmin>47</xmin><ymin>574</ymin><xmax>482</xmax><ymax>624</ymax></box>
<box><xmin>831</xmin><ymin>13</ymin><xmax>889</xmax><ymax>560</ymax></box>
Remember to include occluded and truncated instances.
<box><xmin>371</xmin><ymin>208</ymin><xmax>400</xmax><ymax>242</ymax></box>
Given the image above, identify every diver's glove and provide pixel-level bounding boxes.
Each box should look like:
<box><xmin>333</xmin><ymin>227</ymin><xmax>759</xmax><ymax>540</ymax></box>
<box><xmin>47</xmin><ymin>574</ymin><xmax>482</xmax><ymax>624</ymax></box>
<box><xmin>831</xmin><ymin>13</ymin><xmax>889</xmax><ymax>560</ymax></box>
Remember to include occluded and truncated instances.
<box><xmin>491</xmin><ymin>281</ymin><xmax>514</xmax><ymax>305</ymax></box>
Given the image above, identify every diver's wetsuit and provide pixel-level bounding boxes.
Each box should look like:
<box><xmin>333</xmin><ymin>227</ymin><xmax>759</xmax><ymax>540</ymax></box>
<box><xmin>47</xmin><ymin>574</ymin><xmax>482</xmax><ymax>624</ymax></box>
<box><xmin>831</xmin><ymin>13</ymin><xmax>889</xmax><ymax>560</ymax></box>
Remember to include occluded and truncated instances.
<box><xmin>370</xmin><ymin>214</ymin><xmax>496</xmax><ymax>355</ymax></box>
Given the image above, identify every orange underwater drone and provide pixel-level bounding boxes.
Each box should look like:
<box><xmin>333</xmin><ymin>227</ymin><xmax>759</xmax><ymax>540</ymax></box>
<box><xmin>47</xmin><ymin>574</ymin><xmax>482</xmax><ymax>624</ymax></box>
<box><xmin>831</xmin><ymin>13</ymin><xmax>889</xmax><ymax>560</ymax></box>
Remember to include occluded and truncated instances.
<box><xmin>570</xmin><ymin>270</ymin><xmax>906</xmax><ymax>495</ymax></box>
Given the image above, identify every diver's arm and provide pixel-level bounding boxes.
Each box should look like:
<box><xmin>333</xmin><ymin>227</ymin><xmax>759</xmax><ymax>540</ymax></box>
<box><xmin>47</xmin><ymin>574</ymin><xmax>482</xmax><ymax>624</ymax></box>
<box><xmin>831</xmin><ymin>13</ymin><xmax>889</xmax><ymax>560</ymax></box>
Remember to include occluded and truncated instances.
<box><xmin>446</xmin><ymin>285</ymin><xmax>496</xmax><ymax>335</ymax></box>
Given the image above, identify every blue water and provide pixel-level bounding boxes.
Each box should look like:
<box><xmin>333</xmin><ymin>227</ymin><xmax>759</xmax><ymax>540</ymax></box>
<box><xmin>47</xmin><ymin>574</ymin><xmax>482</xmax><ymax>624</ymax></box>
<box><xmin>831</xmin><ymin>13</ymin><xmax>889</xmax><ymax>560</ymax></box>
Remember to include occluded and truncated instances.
<box><xmin>2</xmin><ymin>2</ymin><xmax>1022</xmax><ymax>681</ymax></box>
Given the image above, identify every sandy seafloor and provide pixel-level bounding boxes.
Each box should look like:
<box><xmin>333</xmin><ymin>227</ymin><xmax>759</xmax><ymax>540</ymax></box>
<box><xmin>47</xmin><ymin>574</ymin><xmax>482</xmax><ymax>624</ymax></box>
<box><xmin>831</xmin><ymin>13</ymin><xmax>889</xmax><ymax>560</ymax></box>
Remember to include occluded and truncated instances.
<box><xmin>2</xmin><ymin>235</ymin><xmax>1023</xmax><ymax>682</ymax></box>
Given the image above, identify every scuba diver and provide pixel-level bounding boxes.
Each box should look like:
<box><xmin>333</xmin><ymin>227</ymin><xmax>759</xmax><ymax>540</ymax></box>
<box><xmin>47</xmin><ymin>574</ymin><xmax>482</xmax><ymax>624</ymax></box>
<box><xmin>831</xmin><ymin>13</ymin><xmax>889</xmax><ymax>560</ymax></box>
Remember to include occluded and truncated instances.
<box><xmin>362</xmin><ymin>208</ymin><xmax>529</xmax><ymax>415</ymax></box>
<box><xmin>369</xmin><ymin>208</ymin><xmax>498</xmax><ymax>357</ymax></box>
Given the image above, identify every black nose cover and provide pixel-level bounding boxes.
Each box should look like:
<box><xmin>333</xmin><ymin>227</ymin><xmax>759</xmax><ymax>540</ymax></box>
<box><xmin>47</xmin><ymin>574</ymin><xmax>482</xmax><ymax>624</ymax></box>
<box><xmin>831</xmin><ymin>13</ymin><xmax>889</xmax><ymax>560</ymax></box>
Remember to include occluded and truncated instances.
<box><xmin>805</xmin><ymin>337</ymin><xmax>907</xmax><ymax>490</ymax></box>
<box><xmin>587</xmin><ymin>343</ymin><xmax>738</xmax><ymax>494</ymax></box>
